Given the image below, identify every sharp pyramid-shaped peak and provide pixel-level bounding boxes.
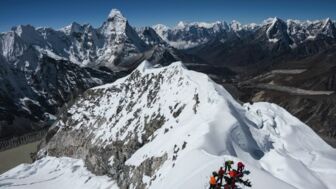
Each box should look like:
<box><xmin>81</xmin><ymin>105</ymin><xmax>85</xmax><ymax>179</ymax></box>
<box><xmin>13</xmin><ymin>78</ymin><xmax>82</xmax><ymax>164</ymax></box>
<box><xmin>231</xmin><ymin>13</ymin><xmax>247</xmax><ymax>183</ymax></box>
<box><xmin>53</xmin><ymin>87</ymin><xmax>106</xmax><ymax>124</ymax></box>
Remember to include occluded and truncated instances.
<box><xmin>108</xmin><ymin>9</ymin><xmax>125</xmax><ymax>20</ymax></box>
<box><xmin>320</xmin><ymin>17</ymin><xmax>336</xmax><ymax>37</ymax></box>
<box><xmin>270</xmin><ymin>17</ymin><xmax>286</xmax><ymax>26</ymax></box>
<box><xmin>322</xmin><ymin>18</ymin><xmax>335</xmax><ymax>30</ymax></box>
<box><xmin>101</xmin><ymin>9</ymin><xmax>129</xmax><ymax>36</ymax></box>
<box><xmin>324</xmin><ymin>17</ymin><xmax>332</xmax><ymax>24</ymax></box>
<box><xmin>137</xmin><ymin>26</ymin><xmax>168</xmax><ymax>46</ymax></box>
<box><xmin>265</xmin><ymin>17</ymin><xmax>292</xmax><ymax>44</ymax></box>
<box><xmin>273</xmin><ymin>17</ymin><xmax>280</xmax><ymax>22</ymax></box>
<box><xmin>263</xmin><ymin>17</ymin><xmax>284</xmax><ymax>25</ymax></box>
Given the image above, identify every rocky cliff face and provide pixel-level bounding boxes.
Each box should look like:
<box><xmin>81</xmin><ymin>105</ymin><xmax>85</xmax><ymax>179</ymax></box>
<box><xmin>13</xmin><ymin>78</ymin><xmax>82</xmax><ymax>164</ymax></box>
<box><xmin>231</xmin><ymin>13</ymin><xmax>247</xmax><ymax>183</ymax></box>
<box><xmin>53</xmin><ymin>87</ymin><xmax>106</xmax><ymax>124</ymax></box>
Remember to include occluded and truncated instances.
<box><xmin>0</xmin><ymin>55</ymin><xmax>120</xmax><ymax>139</ymax></box>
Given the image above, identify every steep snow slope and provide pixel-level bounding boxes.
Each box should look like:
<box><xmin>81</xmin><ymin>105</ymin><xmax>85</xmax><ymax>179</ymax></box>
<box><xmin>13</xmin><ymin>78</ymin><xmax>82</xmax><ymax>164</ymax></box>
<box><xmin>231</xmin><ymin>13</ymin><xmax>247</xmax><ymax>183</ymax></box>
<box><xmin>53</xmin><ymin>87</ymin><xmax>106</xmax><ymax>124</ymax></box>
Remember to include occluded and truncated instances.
<box><xmin>1</xmin><ymin>61</ymin><xmax>336</xmax><ymax>189</ymax></box>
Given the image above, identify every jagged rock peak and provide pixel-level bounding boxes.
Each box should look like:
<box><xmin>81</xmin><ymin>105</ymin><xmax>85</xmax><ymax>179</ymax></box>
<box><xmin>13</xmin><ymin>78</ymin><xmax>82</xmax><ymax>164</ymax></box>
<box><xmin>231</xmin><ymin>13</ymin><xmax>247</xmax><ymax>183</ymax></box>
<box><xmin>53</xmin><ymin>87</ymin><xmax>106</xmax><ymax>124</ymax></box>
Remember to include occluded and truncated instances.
<box><xmin>101</xmin><ymin>9</ymin><xmax>128</xmax><ymax>36</ymax></box>
<box><xmin>324</xmin><ymin>17</ymin><xmax>332</xmax><ymax>24</ymax></box>
<box><xmin>11</xmin><ymin>24</ymin><xmax>36</xmax><ymax>36</ymax></box>
<box><xmin>62</xmin><ymin>22</ymin><xmax>84</xmax><ymax>34</ymax></box>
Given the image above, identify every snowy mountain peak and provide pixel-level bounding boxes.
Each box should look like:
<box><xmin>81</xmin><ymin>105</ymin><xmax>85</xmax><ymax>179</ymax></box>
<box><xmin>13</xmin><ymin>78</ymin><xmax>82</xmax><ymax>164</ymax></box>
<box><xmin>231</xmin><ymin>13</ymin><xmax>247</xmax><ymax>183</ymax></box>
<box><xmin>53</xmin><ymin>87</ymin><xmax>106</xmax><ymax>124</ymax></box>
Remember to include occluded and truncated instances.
<box><xmin>135</xmin><ymin>60</ymin><xmax>186</xmax><ymax>75</ymax></box>
<box><xmin>100</xmin><ymin>9</ymin><xmax>128</xmax><ymax>36</ymax></box>
<box><xmin>263</xmin><ymin>17</ymin><xmax>283</xmax><ymax>25</ymax></box>
<box><xmin>108</xmin><ymin>9</ymin><xmax>125</xmax><ymax>20</ymax></box>
<box><xmin>324</xmin><ymin>17</ymin><xmax>331</xmax><ymax>24</ymax></box>
<box><xmin>319</xmin><ymin>17</ymin><xmax>336</xmax><ymax>37</ymax></box>
<box><xmin>265</xmin><ymin>17</ymin><xmax>291</xmax><ymax>43</ymax></box>
<box><xmin>176</xmin><ymin>21</ymin><xmax>187</xmax><ymax>29</ymax></box>
<box><xmin>3</xmin><ymin>60</ymin><xmax>335</xmax><ymax>189</ymax></box>
<box><xmin>153</xmin><ymin>24</ymin><xmax>170</xmax><ymax>31</ymax></box>
<box><xmin>230</xmin><ymin>20</ymin><xmax>242</xmax><ymax>31</ymax></box>
<box><xmin>191</xmin><ymin>21</ymin><xmax>223</xmax><ymax>29</ymax></box>
<box><xmin>62</xmin><ymin>22</ymin><xmax>84</xmax><ymax>34</ymax></box>
<box><xmin>173</xmin><ymin>21</ymin><xmax>227</xmax><ymax>30</ymax></box>
<box><xmin>270</xmin><ymin>17</ymin><xmax>286</xmax><ymax>26</ymax></box>
<box><xmin>322</xmin><ymin>17</ymin><xmax>334</xmax><ymax>28</ymax></box>
<box><xmin>137</xmin><ymin>26</ymin><xmax>168</xmax><ymax>47</ymax></box>
<box><xmin>273</xmin><ymin>17</ymin><xmax>279</xmax><ymax>22</ymax></box>
<box><xmin>135</xmin><ymin>60</ymin><xmax>153</xmax><ymax>72</ymax></box>
<box><xmin>152</xmin><ymin>24</ymin><xmax>170</xmax><ymax>39</ymax></box>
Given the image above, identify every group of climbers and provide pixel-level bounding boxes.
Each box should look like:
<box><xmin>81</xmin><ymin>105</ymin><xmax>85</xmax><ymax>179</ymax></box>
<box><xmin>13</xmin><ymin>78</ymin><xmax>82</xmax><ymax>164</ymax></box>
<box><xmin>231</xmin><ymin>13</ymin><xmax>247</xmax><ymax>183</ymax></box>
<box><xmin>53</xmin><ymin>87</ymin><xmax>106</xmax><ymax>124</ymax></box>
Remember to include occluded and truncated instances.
<box><xmin>209</xmin><ymin>160</ymin><xmax>251</xmax><ymax>189</ymax></box>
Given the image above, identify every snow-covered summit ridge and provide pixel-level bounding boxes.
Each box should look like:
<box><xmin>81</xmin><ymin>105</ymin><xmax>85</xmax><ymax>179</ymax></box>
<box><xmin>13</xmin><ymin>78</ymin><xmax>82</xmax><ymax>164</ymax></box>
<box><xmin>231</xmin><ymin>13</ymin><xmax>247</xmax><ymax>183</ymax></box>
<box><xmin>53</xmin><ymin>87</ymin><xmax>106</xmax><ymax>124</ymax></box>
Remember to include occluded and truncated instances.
<box><xmin>1</xmin><ymin>60</ymin><xmax>332</xmax><ymax>189</ymax></box>
<box><xmin>134</xmin><ymin>60</ymin><xmax>186</xmax><ymax>73</ymax></box>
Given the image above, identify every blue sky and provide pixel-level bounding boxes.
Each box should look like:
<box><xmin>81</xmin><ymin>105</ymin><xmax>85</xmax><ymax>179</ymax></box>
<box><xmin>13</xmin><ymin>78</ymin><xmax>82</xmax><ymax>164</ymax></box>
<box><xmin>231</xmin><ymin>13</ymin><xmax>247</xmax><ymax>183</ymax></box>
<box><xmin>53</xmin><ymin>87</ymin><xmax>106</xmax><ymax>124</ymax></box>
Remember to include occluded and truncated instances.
<box><xmin>0</xmin><ymin>0</ymin><xmax>335</xmax><ymax>32</ymax></box>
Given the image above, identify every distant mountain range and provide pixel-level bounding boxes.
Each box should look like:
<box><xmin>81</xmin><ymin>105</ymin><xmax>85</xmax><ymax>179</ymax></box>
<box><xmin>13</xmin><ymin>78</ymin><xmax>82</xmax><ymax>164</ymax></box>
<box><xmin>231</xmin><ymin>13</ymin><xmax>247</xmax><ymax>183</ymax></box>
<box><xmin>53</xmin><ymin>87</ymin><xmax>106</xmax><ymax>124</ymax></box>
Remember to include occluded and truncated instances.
<box><xmin>153</xmin><ymin>17</ymin><xmax>336</xmax><ymax>49</ymax></box>
<box><xmin>0</xmin><ymin>9</ymin><xmax>335</xmax><ymax>146</ymax></box>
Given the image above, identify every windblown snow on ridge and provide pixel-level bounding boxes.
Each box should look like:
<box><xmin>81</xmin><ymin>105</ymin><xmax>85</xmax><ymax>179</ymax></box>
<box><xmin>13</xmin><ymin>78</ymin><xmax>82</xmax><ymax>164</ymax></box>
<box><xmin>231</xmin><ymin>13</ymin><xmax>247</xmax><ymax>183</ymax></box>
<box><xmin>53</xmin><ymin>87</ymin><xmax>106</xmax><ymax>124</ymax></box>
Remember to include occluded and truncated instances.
<box><xmin>1</xmin><ymin>61</ymin><xmax>336</xmax><ymax>189</ymax></box>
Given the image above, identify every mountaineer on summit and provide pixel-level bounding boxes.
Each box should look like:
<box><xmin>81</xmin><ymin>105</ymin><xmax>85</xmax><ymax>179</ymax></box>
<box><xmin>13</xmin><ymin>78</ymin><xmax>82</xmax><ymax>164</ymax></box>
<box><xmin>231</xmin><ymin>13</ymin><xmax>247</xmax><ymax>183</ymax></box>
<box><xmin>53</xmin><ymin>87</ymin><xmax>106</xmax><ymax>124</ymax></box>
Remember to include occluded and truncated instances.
<box><xmin>217</xmin><ymin>166</ymin><xmax>225</xmax><ymax>185</ymax></box>
<box><xmin>224</xmin><ymin>160</ymin><xmax>234</xmax><ymax>173</ymax></box>
<box><xmin>209</xmin><ymin>172</ymin><xmax>217</xmax><ymax>189</ymax></box>
<box><xmin>210</xmin><ymin>161</ymin><xmax>251</xmax><ymax>189</ymax></box>
<box><xmin>237</xmin><ymin>161</ymin><xmax>245</xmax><ymax>173</ymax></box>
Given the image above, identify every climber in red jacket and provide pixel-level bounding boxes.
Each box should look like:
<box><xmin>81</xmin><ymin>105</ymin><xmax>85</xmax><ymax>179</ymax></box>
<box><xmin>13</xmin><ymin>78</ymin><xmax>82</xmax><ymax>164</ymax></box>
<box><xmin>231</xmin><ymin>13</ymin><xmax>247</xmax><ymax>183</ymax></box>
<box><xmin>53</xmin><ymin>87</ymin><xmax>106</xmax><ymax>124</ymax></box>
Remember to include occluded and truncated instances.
<box><xmin>217</xmin><ymin>166</ymin><xmax>225</xmax><ymax>185</ymax></box>
<box><xmin>229</xmin><ymin>170</ymin><xmax>237</xmax><ymax>189</ymax></box>
<box><xmin>237</xmin><ymin>162</ymin><xmax>245</xmax><ymax>173</ymax></box>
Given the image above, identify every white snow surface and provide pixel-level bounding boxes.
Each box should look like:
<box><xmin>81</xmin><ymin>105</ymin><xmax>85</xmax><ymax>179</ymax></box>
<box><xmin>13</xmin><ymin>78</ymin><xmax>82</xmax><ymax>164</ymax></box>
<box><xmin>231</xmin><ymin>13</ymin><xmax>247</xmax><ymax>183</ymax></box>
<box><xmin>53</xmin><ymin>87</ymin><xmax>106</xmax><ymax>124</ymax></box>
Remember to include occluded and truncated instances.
<box><xmin>1</xmin><ymin>61</ymin><xmax>336</xmax><ymax>189</ymax></box>
<box><xmin>0</xmin><ymin>156</ymin><xmax>116</xmax><ymax>189</ymax></box>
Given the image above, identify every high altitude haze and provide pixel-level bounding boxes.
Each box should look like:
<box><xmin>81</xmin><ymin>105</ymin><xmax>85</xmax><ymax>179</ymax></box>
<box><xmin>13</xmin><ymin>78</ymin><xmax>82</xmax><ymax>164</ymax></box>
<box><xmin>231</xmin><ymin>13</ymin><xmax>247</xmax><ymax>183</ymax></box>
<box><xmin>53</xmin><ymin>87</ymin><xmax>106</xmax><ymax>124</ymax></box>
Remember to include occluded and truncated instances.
<box><xmin>1</xmin><ymin>0</ymin><xmax>336</xmax><ymax>32</ymax></box>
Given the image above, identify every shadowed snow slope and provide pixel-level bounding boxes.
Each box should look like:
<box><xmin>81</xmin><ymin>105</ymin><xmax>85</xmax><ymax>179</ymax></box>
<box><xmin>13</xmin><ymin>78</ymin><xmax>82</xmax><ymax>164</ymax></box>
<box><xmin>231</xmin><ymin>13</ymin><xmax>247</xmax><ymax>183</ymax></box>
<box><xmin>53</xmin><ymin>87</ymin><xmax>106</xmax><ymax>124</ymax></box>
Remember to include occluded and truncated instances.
<box><xmin>1</xmin><ymin>61</ymin><xmax>336</xmax><ymax>189</ymax></box>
